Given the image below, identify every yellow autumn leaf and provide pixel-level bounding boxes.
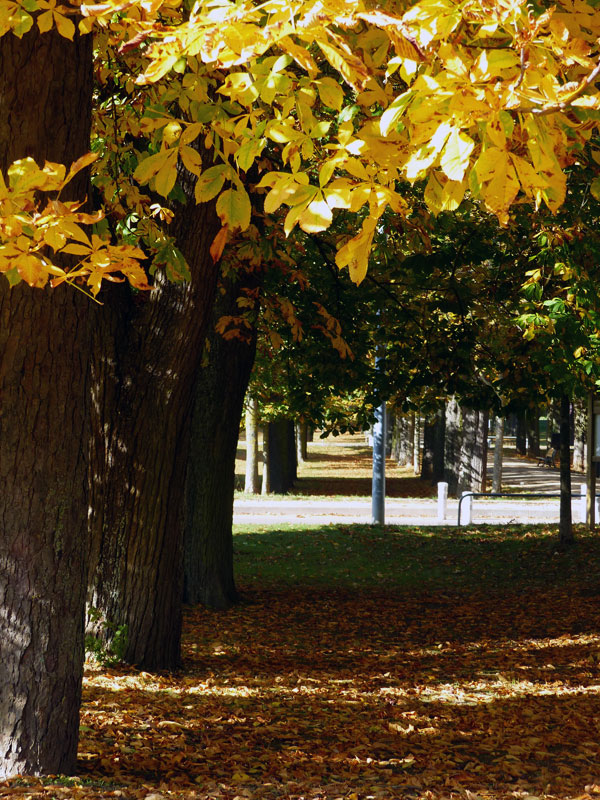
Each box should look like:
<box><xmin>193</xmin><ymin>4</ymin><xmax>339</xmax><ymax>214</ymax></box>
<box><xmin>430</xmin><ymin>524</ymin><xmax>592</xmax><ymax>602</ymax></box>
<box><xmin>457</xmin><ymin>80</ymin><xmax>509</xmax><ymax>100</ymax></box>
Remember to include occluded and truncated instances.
<box><xmin>154</xmin><ymin>153</ymin><xmax>178</xmax><ymax>197</ymax></box>
<box><xmin>315</xmin><ymin>77</ymin><xmax>344</xmax><ymax>111</ymax></box>
<box><xmin>37</xmin><ymin>8</ymin><xmax>53</xmax><ymax>32</ymax></box>
<box><xmin>424</xmin><ymin>172</ymin><xmax>466</xmax><ymax>214</ymax></box>
<box><xmin>297</xmin><ymin>197</ymin><xmax>333</xmax><ymax>233</ymax></box>
<box><xmin>53</xmin><ymin>11</ymin><xmax>74</xmax><ymax>39</ymax></box>
<box><xmin>133</xmin><ymin>151</ymin><xmax>171</xmax><ymax>185</ymax></box>
<box><xmin>510</xmin><ymin>153</ymin><xmax>547</xmax><ymax>202</ymax></box>
<box><xmin>335</xmin><ymin>217</ymin><xmax>377</xmax><ymax>285</ymax></box>
<box><xmin>440</xmin><ymin>128</ymin><xmax>474</xmax><ymax>182</ymax></box>
<box><xmin>316</xmin><ymin>40</ymin><xmax>369</xmax><ymax>91</ymax></box>
<box><xmin>380</xmin><ymin>90</ymin><xmax>414</xmax><ymax>137</ymax></box>
<box><xmin>17</xmin><ymin>254</ymin><xmax>47</xmax><ymax>288</ymax></box>
<box><xmin>179</xmin><ymin>145</ymin><xmax>203</xmax><ymax>176</ymax></box>
<box><xmin>483</xmin><ymin>156</ymin><xmax>520</xmax><ymax>220</ymax></box>
<box><xmin>473</xmin><ymin>147</ymin><xmax>505</xmax><ymax>184</ymax></box>
<box><xmin>263</xmin><ymin>176</ymin><xmax>303</xmax><ymax>215</ymax></box>
<box><xmin>61</xmin><ymin>152</ymin><xmax>98</xmax><ymax>189</ymax></box>
<box><xmin>216</xmin><ymin>187</ymin><xmax>251</xmax><ymax>231</ymax></box>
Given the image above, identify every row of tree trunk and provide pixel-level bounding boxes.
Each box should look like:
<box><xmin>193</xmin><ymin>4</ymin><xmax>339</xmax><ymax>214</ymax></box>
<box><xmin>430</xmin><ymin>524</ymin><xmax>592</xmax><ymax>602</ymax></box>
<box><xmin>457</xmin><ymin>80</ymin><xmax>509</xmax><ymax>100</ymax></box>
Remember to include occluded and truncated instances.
<box><xmin>391</xmin><ymin>398</ymin><xmax>586</xmax><ymax>498</ymax></box>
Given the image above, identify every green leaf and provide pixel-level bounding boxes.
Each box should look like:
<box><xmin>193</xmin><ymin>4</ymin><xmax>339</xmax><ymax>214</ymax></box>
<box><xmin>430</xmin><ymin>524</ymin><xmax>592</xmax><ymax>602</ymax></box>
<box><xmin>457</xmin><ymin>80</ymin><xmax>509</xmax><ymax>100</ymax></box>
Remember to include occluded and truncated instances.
<box><xmin>216</xmin><ymin>187</ymin><xmax>251</xmax><ymax>230</ymax></box>
<box><xmin>194</xmin><ymin>165</ymin><xmax>228</xmax><ymax>203</ymax></box>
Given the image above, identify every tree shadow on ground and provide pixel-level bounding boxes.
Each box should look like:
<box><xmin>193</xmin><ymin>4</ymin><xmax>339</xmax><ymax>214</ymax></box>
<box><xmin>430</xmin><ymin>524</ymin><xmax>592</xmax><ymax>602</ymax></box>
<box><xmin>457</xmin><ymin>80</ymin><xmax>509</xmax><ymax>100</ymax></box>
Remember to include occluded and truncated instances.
<box><xmin>76</xmin><ymin>576</ymin><xmax>600</xmax><ymax>800</ymax></box>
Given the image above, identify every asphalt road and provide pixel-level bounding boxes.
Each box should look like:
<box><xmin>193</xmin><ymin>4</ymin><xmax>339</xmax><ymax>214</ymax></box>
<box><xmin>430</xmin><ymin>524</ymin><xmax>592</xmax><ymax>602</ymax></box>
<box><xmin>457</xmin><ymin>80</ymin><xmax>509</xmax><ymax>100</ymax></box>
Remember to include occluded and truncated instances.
<box><xmin>233</xmin><ymin>449</ymin><xmax>587</xmax><ymax>527</ymax></box>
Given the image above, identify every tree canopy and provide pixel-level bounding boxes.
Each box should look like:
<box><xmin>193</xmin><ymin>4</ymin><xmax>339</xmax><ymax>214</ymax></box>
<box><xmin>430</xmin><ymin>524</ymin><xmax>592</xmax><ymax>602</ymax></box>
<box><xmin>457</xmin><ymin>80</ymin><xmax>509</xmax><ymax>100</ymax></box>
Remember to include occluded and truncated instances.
<box><xmin>2</xmin><ymin>0</ymin><xmax>600</xmax><ymax>293</ymax></box>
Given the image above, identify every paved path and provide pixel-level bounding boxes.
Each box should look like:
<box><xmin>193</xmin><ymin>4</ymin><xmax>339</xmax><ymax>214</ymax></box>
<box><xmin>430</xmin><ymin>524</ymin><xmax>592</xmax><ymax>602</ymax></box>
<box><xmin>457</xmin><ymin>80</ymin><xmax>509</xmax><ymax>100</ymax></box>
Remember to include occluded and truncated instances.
<box><xmin>233</xmin><ymin>443</ymin><xmax>588</xmax><ymax>527</ymax></box>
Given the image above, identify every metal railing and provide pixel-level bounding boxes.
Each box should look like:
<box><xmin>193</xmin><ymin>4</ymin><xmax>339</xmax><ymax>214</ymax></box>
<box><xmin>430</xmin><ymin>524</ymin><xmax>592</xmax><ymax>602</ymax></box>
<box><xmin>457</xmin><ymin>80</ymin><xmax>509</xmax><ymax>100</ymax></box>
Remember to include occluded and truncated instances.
<box><xmin>457</xmin><ymin>491</ymin><xmax>581</xmax><ymax>527</ymax></box>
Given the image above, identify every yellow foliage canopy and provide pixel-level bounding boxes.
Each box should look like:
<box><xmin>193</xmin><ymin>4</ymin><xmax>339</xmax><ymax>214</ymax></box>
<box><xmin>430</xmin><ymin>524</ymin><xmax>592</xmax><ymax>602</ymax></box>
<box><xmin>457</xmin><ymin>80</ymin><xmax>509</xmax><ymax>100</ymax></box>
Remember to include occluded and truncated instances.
<box><xmin>2</xmin><ymin>0</ymin><xmax>600</xmax><ymax>289</ymax></box>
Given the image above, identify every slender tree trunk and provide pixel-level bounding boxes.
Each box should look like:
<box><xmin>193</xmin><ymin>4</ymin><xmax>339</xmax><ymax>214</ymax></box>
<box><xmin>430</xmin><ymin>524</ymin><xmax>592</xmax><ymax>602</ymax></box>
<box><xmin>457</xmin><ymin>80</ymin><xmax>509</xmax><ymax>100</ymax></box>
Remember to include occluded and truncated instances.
<box><xmin>526</xmin><ymin>408</ymin><xmax>540</xmax><ymax>457</ymax></box>
<box><xmin>413</xmin><ymin>413</ymin><xmax>420</xmax><ymax>474</ymax></box>
<box><xmin>515</xmin><ymin>411</ymin><xmax>527</xmax><ymax>456</ymax></box>
<box><xmin>261</xmin><ymin>426</ymin><xmax>270</xmax><ymax>495</ymax></box>
<box><xmin>492</xmin><ymin>416</ymin><xmax>504</xmax><ymax>493</ymax></box>
<box><xmin>391</xmin><ymin>412</ymin><xmax>400</xmax><ymax>462</ymax></box>
<box><xmin>572</xmin><ymin>398</ymin><xmax>586</xmax><ymax>473</ymax></box>
<box><xmin>0</xmin><ymin>30</ymin><xmax>93</xmax><ymax>778</ymax></box>
<box><xmin>397</xmin><ymin>415</ymin><xmax>413</xmax><ymax>467</ymax></box>
<box><xmin>299</xmin><ymin>421</ymin><xmax>308</xmax><ymax>461</ymax></box>
<box><xmin>421</xmin><ymin>417</ymin><xmax>436</xmax><ymax>481</ymax></box>
<box><xmin>87</xmin><ymin>201</ymin><xmax>220</xmax><ymax>669</ymax></box>
<box><xmin>547</xmin><ymin>400</ymin><xmax>560</xmax><ymax>448</ymax></box>
<box><xmin>184</xmin><ymin>273</ymin><xmax>258</xmax><ymax>609</ymax></box>
<box><xmin>295</xmin><ymin>421</ymin><xmax>308</xmax><ymax>465</ymax></box>
<box><xmin>432</xmin><ymin>406</ymin><xmax>446</xmax><ymax>483</ymax></box>
<box><xmin>244</xmin><ymin>396</ymin><xmax>260</xmax><ymax>493</ymax></box>
<box><xmin>559</xmin><ymin>394</ymin><xmax>574</xmax><ymax>548</ymax></box>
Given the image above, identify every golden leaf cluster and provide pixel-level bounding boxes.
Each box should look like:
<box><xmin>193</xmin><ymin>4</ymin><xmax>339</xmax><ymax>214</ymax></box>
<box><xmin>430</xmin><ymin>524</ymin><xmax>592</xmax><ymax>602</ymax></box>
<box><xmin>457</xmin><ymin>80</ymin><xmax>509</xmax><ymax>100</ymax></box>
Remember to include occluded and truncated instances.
<box><xmin>2</xmin><ymin>0</ymin><xmax>600</xmax><ymax>290</ymax></box>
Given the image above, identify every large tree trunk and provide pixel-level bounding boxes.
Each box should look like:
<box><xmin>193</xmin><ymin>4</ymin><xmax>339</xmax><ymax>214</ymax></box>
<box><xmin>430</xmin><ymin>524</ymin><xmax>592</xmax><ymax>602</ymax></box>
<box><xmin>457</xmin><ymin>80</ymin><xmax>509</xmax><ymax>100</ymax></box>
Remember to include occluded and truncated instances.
<box><xmin>266</xmin><ymin>420</ymin><xmax>296</xmax><ymax>494</ymax></box>
<box><xmin>444</xmin><ymin>397</ymin><xmax>461</xmax><ymax>496</ymax></box>
<box><xmin>458</xmin><ymin>408</ymin><xmax>488</xmax><ymax>494</ymax></box>
<box><xmin>0</xmin><ymin>30</ymin><xmax>93</xmax><ymax>778</ymax></box>
<box><xmin>87</xmin><ymin>201</ymin><xmax>220</xmax><ymax>670</ymax></box>
<box><xmin>559</xmin><ymin>395</ymin><xmax>574</xmax><ymax>548</ymax></box>
<box><xmin>183</xmin><ymin>272</ymin><xmax>258</xmax><ymax>609</ymax></box>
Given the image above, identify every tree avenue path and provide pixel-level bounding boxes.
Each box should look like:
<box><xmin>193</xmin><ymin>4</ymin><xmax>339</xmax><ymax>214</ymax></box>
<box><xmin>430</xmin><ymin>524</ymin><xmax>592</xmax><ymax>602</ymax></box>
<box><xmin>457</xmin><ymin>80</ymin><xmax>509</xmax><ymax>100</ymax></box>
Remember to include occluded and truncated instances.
<box><xmin>234</xmin><ymin>436</ymin><xmax>586</xmax><ymax>526</ymax></box>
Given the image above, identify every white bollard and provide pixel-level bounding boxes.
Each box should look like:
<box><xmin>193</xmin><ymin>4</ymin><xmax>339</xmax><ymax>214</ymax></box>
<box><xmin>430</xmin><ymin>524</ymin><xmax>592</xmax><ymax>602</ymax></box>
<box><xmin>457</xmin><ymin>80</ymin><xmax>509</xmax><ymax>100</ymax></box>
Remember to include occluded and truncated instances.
<box><xmin>437</xmin><ymin>482</ymin><xmax>448</xmax><ymax>522</ymax></box>
<box><xmin>580</xmin><ymin>485</ymin><xmax>587</xmax><ymax>524</ymax></box>
<box><xmin>460</xmin><ymin>491</ymin><xmax>473</xmax><ymax>526</ymax></box>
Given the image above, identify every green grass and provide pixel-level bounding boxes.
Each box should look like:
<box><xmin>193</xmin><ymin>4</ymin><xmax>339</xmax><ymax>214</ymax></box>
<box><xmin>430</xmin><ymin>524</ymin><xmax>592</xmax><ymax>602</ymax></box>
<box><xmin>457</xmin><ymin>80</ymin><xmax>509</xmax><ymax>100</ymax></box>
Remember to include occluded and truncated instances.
<box><xmin>234</xmin><ymin>523</ymin><xmax>600</xmax><ymax>594</ymax></box>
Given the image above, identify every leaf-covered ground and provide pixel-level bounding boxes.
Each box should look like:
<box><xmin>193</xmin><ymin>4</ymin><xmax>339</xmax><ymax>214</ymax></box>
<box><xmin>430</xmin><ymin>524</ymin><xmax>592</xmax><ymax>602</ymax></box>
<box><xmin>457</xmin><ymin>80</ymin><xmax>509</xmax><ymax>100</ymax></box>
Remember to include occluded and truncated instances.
<box><xmin>236</xmin><ymin>437</ymin><xmax>436</xmax><ymax>498</ymax></box>
<box><xmin>3</xmin><ymin>526</ymin><xmax>600</xmax><ymax>800</ymax></box>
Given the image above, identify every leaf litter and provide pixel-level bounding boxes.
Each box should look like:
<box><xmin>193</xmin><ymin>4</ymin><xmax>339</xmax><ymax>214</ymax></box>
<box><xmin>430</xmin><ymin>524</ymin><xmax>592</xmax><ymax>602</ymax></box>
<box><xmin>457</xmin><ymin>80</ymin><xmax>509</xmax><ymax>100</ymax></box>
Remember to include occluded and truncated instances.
<box><xmin>3</xmin><ymin>568</ymin><xmax>600</xmax><ymax>800</ymax></box>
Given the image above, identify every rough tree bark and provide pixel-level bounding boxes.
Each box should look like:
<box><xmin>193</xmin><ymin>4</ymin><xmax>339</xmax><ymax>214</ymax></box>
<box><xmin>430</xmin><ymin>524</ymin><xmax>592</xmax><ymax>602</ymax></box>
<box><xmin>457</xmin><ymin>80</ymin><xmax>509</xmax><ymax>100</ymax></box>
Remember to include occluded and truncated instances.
<box><xmin>87</xmin><ymin>199</ymin><xmax>220</xmax><ymax>669</ymax></box>
<box><xmin>458</xmin><ymin>408</ymin><xmax>488</xmax><ymax>495</ymax></box>
<box><xmin>183</xmin><ymin>272</ymin><xmax>258</xmax><ymax>609</ymax></box>
<box><xmin>0</xmin><ymin>30</ymin><xmax>93</xmax><ymax>778</ymax></box>
<box><xmin>244</xmin><ymin>397</ymin><xmax>260</xmax><ymax>493</ymax></box>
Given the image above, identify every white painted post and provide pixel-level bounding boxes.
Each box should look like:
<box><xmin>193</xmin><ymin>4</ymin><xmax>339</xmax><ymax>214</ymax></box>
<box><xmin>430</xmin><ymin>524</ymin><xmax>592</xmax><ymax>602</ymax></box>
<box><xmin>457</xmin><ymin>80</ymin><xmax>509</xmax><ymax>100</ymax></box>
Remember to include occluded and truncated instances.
<box><xmin>460</xmin><ymin>491</ymin><xmax>473</xmax><ymax>525</ymax></box>
<box><xmin>437</xmin><ymin>482</ymin><xmax>448</xmax><ymax>522</ymax></box>
<box><xmin>580</xmin><ymin>485</ymin><xmax>587</xmax><ymax>524</ymax></box>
